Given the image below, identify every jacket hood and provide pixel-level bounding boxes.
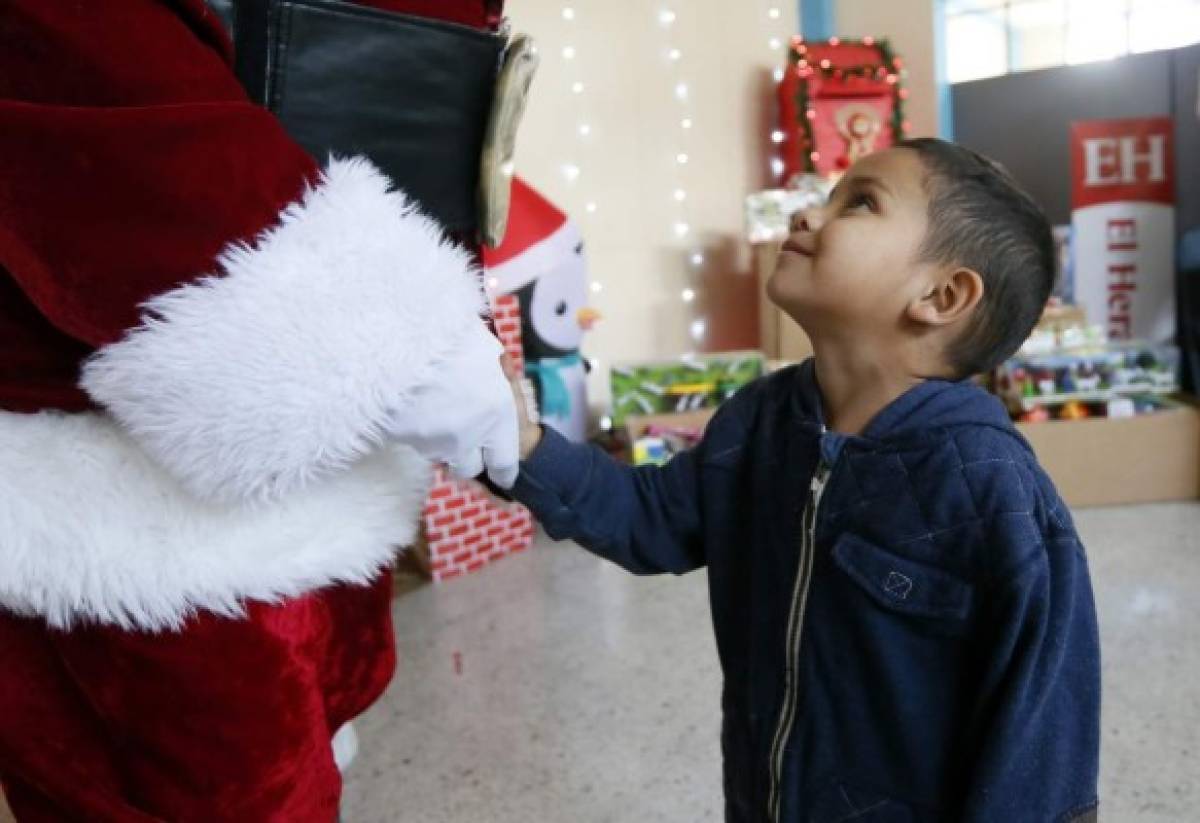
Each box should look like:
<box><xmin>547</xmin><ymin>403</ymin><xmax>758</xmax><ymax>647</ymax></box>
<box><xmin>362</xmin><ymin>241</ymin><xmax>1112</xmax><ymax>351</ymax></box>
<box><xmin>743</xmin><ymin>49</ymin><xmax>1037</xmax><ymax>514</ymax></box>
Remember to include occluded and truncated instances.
<box><xmin>789</xmin><ymin>358</ymin><xmax>1027</xmax><ymax>453</ymax></box>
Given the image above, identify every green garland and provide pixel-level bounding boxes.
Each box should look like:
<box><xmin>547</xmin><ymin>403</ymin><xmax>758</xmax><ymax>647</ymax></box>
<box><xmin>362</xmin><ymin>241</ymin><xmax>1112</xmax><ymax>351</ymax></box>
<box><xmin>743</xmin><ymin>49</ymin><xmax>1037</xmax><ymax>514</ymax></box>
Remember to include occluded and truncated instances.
<box><xmin>786</xmin><ymin>37</ymin><xmax>908</xmax><ymax>173</ymax></box>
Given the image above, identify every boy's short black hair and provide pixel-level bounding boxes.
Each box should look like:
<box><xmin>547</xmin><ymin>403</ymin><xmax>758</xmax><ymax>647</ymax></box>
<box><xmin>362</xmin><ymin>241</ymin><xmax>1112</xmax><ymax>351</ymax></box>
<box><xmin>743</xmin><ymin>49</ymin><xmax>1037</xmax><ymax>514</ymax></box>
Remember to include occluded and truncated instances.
<box><xmin>897</xmin><ymin>138</ymin><xmax>1055</xmax><ymax>377</ymax></box>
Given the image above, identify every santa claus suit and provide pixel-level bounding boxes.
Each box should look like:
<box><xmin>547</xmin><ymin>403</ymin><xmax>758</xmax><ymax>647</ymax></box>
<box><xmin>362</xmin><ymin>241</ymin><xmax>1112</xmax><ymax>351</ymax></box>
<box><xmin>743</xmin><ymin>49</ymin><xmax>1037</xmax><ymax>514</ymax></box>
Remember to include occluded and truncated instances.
<box><xmin>0</xmin><ymin>1</ymin><xmax>517</xmax><ymax>819</ymax></box>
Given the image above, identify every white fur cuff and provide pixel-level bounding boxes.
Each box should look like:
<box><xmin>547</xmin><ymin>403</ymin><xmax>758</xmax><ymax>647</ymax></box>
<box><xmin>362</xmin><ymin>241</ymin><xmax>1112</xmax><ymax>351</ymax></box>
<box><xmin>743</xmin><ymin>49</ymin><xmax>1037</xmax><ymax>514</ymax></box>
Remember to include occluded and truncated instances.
<box><xmin>0</xmin><ymin>410</ymin><xmax>430</xmax><ymax>631</ymax></box>
<box><xmin>80</xmin><ymin>156</ymin><xmax>486</xmax><ymax>503</ymax></box>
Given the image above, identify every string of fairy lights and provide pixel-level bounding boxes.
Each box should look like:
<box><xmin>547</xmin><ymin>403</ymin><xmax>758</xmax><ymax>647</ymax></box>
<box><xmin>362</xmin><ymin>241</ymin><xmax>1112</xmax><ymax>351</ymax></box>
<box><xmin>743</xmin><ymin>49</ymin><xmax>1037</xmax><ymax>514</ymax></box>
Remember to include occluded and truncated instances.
<box><xmin>552</xmin><ymin>5</ymin><xmax>616</xmax><ymax>391</ymax></box>
<box><xmin>556</xmin><ymin>6</ymin><xmax>599</xmax><ymax>294</ymax></box>
<box><xmin>551</xmin><ymin>4</ymin><xmax>793</xmax><ymax>349</ymax></box>
<box><xmin>652</xmin><ymin>6</ymin><xmax>703</xmax><ymax>344</ymax></box>
<box><xmin>764</xmin><ymin>5</ymin><xmax>790</xmax><ymax>182</ymax></box>
<box><xmin>658</xmin><ymin>4</ymin><xmax>792</xmax><ymax>345</ymax></box>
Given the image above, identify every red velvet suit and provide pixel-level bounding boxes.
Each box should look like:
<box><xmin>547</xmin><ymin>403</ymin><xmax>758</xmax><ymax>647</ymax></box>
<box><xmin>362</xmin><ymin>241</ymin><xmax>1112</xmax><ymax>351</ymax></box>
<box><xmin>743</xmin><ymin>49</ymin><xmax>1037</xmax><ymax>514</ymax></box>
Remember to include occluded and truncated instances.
<box><xmin>0</xmin><ymin>2</ymin><xmax>499</xmax><ymax>819</ymax></box>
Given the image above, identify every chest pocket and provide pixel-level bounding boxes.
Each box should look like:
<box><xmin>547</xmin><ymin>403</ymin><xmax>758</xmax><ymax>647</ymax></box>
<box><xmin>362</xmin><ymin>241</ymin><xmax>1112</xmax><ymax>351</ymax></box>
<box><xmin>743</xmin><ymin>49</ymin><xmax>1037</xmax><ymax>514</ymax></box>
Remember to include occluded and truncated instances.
<box><xmin>830</xmin><ymin>533</ymin><xmax>973</xmax><ymax>621</ymax></box>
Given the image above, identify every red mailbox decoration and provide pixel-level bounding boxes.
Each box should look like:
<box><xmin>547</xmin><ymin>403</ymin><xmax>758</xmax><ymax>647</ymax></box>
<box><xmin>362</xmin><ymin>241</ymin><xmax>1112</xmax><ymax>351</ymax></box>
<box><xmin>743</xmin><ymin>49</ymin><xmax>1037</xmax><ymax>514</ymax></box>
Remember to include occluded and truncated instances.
<box><xmin>777</xmin><ymin>36</ymin><xmax>909</xmax><ymax>179</ymax></box>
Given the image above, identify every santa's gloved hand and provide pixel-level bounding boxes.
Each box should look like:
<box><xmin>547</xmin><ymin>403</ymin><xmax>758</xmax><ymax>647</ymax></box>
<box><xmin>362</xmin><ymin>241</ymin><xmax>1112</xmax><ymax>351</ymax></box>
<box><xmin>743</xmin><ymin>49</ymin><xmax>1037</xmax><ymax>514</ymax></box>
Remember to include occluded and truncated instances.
<box><xmin>387</xmin><ymin>322</ymin><xmax>520</xmax><ymax>489</ymax></box>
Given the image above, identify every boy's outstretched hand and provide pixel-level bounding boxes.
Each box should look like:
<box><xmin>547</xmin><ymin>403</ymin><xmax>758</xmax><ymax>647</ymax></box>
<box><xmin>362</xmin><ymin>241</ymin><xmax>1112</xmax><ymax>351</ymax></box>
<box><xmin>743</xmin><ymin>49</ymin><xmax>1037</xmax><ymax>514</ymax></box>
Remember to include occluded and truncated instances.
<box><xmin>501</xmin><ymin>354</ymin><xmax>543</xmax><ymax>462</ymax></box>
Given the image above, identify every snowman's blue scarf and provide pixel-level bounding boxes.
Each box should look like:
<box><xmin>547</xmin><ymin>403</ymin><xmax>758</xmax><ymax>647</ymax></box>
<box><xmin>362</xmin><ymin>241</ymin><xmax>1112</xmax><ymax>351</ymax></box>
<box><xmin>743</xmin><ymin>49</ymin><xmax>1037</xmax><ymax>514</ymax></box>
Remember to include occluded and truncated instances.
<box><xmin>525</xmin><ymin>353</ymin><xmax>582</xmax><ymax>419</ymax></box>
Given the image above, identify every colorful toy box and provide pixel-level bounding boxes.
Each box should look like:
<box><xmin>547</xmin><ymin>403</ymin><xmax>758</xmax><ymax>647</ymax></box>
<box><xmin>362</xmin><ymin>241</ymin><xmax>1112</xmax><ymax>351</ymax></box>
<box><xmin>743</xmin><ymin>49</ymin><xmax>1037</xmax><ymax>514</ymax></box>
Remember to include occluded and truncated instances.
<box><xmin>609</xmin><ymin>351</ymin><xmax>765</xmax><ymax>428</ymax></box>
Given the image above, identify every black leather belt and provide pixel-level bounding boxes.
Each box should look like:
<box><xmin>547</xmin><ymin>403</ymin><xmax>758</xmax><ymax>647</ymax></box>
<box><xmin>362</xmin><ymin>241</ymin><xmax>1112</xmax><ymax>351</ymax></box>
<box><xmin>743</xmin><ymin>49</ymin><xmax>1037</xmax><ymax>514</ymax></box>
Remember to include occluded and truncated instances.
<box><xmin>206</xmin><ymin>0</ymin><xmax>526</xmax><ymax>240</ymax></box>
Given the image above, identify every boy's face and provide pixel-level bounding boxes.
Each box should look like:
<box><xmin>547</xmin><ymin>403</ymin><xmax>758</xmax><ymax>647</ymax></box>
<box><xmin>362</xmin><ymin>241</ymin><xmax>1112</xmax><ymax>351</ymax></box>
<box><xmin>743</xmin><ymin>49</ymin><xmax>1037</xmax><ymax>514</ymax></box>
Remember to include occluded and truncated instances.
<box><xmin>767</xmin><ymin>148</ymin><xmax>935</xmax><ymax>340</ymax></box>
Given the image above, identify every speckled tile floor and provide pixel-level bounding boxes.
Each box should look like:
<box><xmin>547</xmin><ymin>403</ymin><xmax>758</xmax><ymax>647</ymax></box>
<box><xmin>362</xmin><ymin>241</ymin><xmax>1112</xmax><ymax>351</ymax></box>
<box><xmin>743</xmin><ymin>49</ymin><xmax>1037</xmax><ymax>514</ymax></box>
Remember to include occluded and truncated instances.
<box><xmin>4</xmin><ymin>504</ymin><xmax>1191</xmax><ymax>822</ymax></box>
<box><xmin>343</xmin><ymin>499</ymin><xmax>1200</xmax><ymax>820</ymax></box>
<box><xmin>338</xmin><ymin>502</ymin><xmax>1200</xmax><ymax>822</ymax></box>
<box><xmin>342</xmin><ymin>533</ymin><xmax>724</xmax><ymax>823</ymax></box>
<box><xmin>1085</xmin><ymin>503</ymin><xmax>1200</xmax><ymax>821</ymax></box>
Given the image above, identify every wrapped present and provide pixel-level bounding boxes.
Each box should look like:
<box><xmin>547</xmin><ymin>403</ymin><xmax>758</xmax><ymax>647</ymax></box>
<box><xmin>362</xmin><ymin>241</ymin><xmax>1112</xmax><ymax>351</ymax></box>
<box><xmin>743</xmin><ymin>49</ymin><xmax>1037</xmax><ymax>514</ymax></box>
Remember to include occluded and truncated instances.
<box><xmin>609</xmin><ymin>351</ymin><xmax>765</xmax><ymax>428</ymax></box>
<box><xmin>744</xmin><ymin>176</ymin><xmax>833</xmax><ymax>243</ymax></box>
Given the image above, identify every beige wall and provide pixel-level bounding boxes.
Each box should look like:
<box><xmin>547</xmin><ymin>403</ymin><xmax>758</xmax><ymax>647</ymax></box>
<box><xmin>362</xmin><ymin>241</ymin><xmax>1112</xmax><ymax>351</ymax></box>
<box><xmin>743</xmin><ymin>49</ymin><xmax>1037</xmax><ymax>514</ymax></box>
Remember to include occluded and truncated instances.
<box><xmin>835</xmin><ymin>0</ymin><xmax>939</xmax><ymax>137</ymax></box>
<box><xmin>504</xmin><ymin>1</ymin><xmax>940</xmax><ymax>418</ymax></box>
<box><xmin>505</xmin><ymin>1</ymin><xmax>800</xmax><ymax>416</ymax></box>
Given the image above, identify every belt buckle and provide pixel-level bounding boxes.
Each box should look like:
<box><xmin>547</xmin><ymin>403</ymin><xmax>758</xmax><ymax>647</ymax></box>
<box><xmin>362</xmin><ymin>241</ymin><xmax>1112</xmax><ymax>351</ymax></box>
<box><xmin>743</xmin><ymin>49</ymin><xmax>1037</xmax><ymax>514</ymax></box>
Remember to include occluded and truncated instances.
<box><xmin>478</xmin><ymin>32</ymin><xmax>539</xmax><ymax>248</ymax></box>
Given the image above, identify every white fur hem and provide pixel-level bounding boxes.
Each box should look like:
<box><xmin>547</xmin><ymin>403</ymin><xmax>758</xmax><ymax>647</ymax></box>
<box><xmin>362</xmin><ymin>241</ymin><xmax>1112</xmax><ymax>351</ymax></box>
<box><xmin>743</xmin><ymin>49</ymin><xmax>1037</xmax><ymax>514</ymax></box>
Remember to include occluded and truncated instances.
<box><xmin>80</xmin><ymin>156</ymin><xmax>486</xmax><ymax>504</ymax></box>
<box><xmin>0</xmin><ymin>410</ymin><xmax>431</xmax><ymax>632</ymax></box>
<box><xmin>332</xmin><ymin>722</ymin><xmax>359</xmax><ymax>773</ymax></box>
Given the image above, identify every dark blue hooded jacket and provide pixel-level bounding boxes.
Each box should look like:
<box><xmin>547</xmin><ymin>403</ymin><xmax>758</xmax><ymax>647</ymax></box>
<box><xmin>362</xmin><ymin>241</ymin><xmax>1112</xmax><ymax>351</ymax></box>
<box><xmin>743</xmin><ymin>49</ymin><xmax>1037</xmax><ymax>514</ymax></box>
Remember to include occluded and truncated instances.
<box><xmin>510</xmin><ymin>361</ymin><xmax>1100</xmax><ymax>822</ymax></box>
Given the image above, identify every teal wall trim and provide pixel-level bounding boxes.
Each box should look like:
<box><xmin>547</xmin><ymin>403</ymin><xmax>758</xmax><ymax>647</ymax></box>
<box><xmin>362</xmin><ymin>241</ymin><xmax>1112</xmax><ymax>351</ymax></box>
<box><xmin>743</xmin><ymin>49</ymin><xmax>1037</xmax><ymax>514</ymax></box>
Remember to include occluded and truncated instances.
<box><xmin>800</xmin><ymin>0</ymin><xmax>834</xmax><ymax>40</ymax></box>
<box><xmin>934</xmin><ymin>0</ymin><xmax>954</xmax><ymax>138</ymax></box>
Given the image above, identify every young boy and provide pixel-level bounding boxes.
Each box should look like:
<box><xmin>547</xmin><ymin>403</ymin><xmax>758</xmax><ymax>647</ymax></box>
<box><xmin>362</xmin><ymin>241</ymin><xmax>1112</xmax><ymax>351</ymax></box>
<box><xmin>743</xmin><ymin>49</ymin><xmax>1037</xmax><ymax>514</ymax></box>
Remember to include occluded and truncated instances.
<box><xmin>499</xmin><ymin>138</ymin><xmax>1100</xmax><ymax>822</ymax></box>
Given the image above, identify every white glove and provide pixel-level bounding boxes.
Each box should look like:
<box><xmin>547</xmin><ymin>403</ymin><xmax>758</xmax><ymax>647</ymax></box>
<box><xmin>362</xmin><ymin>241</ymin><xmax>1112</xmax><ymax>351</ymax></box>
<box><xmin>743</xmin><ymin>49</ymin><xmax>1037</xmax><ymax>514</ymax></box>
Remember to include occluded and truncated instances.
<box><xmin>387</xmin><ymin>322</ymin><xmax>521</xmax><ymax>489</ymax></box>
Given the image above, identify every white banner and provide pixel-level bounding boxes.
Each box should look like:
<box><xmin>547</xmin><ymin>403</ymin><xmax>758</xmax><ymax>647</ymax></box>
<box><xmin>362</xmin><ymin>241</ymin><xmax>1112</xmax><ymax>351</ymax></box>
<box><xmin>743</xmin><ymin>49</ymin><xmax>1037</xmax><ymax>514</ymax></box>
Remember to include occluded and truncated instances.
<box><xmin>1070</xmin><ymin>117</ymin><xmax>1176</xmax><ymax>344</ymax></box>
<box><xmin>1072</xmin><ymin>201</ymin><xmax>1176</xmax><ymax>343</ymax></box>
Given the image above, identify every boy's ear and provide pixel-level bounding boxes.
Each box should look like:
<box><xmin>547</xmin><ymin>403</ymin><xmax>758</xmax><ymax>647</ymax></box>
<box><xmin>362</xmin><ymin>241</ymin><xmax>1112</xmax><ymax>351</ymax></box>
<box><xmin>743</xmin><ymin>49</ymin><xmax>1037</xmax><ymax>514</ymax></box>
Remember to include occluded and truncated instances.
<box><xmin>906</xmin><ymin>266</ymin><xmax>984</xmax><ymax>328</ymax></box>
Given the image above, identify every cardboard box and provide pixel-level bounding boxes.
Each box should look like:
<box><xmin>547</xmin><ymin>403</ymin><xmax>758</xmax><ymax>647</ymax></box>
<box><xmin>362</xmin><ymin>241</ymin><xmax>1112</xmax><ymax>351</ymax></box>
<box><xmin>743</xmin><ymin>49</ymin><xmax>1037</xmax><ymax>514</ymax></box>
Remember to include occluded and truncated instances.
<box><xmin>609</xmin><ymin>351</ymin><xmax>765</xmax><ymax>427</ymax></box>
<box><xmin>1017</xmin><ymin>397</ymin><xmax>1200</xmax><ymax>507</ymax></box>
<box><xmin>623</xmin><ymin>372</ymin><xmax>1198</xmax><ymax>510</ymax></box>
<box><xmin>624</xmin><ymin>408</ymin><xmax>717</xmax><ymax>446</ymax></box>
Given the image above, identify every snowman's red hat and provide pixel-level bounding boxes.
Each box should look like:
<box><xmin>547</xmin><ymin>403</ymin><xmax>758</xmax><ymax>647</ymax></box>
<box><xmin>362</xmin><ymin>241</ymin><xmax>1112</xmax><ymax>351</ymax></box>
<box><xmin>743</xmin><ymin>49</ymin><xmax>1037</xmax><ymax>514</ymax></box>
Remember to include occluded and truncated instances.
<box><xmin>483</xmin><ymin>176</ymin><xmax>581</xmax><ymax>295</ymax></box>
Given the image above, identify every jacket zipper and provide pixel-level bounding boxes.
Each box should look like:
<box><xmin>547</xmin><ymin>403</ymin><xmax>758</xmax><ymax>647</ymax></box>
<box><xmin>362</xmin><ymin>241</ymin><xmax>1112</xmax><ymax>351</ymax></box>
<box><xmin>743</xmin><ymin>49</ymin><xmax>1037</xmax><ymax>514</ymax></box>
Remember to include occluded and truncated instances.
<box><xmin>767</xmin><ymin>458</ymin><xmax>831</xmax><ymax>823</ymax></box>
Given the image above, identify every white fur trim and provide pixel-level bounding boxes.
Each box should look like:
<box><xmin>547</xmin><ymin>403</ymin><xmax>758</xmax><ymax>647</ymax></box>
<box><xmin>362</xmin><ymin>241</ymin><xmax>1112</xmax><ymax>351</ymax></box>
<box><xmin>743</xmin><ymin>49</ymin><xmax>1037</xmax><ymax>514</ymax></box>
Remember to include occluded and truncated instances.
<box><xmin>331</xmin><ymin>722</ymin><xmax>359</xmax><ymax>773</ymax></box>
<box><xmin>80</xmin><ymin>156</ymin><xmax>487</xmax><ymax>504</ymax></box>
<box><xmin>0</xmin><ymin>410</ymin><xmax>430</xmax><ymax>632</ymax></box>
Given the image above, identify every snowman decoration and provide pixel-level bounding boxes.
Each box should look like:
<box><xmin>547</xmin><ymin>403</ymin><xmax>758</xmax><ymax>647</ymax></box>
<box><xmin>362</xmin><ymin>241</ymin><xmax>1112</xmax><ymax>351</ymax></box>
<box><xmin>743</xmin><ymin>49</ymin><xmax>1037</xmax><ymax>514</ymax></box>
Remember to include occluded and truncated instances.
<box><xmin>484</xmin><ymin>177</ymin><xmax>599</xmax><ymax>442</ymax></box>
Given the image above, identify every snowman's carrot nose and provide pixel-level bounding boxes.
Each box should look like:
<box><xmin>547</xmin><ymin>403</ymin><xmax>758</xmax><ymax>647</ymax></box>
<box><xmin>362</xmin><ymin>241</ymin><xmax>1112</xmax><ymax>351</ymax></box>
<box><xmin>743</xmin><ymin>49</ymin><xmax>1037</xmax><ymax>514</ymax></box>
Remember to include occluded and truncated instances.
<box><xmin>577</xmin><ymin>307</ymin><xmax>601</xmax><ymax>330</ymax></box>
